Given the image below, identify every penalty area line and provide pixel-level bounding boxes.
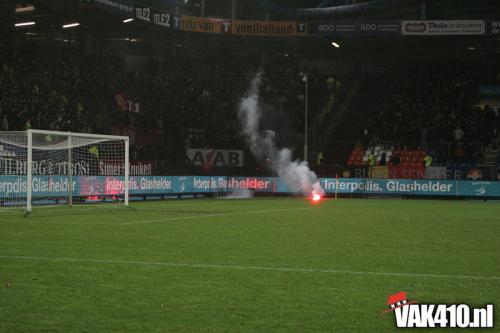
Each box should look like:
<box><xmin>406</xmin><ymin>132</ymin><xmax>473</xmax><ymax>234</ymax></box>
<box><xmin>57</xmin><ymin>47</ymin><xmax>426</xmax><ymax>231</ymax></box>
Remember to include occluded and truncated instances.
<box><xmin>0</xmin><ymin>255</ymin><xmax>499</xmax><ymax>281</ymax></box>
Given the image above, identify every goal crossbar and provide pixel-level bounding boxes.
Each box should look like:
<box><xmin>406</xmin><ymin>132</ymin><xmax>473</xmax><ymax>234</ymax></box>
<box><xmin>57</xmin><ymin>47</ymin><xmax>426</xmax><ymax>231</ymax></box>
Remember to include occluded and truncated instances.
<box><xmin>29</xmin><ymin>129</ymin><xmax>129</xmax><ymax>141</ymax></box>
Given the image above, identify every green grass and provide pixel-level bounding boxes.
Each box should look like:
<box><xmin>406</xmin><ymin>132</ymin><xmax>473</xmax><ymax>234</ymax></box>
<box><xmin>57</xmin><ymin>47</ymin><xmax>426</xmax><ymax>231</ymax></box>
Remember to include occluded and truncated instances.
<box><xmin>0</xmin><ymin>198</ymin><xmax>499</xmax><ymax>332</ymax></box>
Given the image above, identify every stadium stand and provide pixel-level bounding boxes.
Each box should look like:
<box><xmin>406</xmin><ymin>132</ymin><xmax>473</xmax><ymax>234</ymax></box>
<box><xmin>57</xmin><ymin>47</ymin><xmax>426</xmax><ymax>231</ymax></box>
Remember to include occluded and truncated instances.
<box><xmin>335</xmin><ymin>62</ymin><xmax>500</xmax><ymax>170</ymax></box>
<box><xmin>0</xmin><ymin>43</ymin><xmax>331</xmax><ymax>173</ymax></box>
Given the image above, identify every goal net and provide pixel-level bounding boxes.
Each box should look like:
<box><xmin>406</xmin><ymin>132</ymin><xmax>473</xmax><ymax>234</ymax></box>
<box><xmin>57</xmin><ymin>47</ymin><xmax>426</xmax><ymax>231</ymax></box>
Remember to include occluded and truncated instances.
<box><xmin>0</xmin><ymin>130</ymin><xmax>129</xmax><ymax>212</ymax></box>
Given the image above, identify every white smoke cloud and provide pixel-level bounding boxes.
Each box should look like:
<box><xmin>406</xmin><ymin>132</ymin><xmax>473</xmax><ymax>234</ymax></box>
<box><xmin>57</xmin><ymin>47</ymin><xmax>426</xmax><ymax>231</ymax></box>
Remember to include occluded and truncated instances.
<box><xmin>238</xmin><ymin>72</ymin><xmax>324</xmax><ymax>197</ymax></box>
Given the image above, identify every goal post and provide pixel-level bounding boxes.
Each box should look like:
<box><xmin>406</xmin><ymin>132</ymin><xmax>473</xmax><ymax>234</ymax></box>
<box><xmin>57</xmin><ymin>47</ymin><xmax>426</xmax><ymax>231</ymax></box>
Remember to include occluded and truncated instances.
<box><xmin>0</xmin><ymin>129</ymin><xmax>129</xmax><ymax>212</ymax></box>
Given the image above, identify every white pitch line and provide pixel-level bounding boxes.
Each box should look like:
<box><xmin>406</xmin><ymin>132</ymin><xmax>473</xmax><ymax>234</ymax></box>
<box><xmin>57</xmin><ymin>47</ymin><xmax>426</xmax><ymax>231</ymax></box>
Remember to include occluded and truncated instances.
<box><xmin>119</xmin><ymin>207</ymin><xmax>310</xmax><ymax>225</ymax></box>
<box><xmin>0</xmin><ymin>255</ymin><xmax>499</xmax><ymax>281</ymax></box>
<box><xmin>2</xmin><ymin>207</ymin><xmax>310</xmax><ymax>226</ymax></box>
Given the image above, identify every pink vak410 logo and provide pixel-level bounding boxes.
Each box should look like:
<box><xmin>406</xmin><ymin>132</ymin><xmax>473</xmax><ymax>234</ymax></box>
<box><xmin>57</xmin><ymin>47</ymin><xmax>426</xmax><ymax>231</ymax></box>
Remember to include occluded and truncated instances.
<box><xmin>383</xmin><ymin>292</ymin><xmax>494</xmax><ymax>329</ymax></box>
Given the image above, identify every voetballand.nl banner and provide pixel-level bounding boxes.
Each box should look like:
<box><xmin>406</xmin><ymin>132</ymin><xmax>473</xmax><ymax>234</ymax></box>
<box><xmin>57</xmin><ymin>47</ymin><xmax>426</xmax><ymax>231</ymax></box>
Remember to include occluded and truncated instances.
<box><xmin>227</xmin><ymin>20</ymin><xmax>306</xmax><ymax>36</ymax></box>
<box><xmin>179</xmin><ymin>16</ymin><xmax>305</xmax><ymax>36</ymax></box>
<box><xmin>180</xmin><ymin>15</ymin><xmax>225</xmax><ymax>33</ymax></box>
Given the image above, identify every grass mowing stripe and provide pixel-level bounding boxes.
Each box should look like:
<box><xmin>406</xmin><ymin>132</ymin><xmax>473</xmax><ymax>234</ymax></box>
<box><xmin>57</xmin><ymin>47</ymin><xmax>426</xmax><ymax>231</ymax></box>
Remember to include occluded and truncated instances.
<box><xmin>0</xmin><ymin>207</ymin><xmax>310</xmax><ymax>225</ymax></box>
<box><xmin>119</xmin><ymin>207</ymin><xmax>311</xmax><ymax>225</ymax></box>
<box><xmin>2</xmin><ymin>255</ymin><xmax>499</xmax><ymax>281</ymax></box>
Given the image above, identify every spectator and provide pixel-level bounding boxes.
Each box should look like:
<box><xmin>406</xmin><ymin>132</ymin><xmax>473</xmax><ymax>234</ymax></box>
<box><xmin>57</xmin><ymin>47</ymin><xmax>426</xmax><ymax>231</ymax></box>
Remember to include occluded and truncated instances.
<box><xmin>1</xmin><ymin>114</ymin><xmax>8</xmax><ymax>131</ymax></box>
<box><xmin>362</xmin><ymin>128</ymin><xmax>369</xmax><ymax>144</ymax></box>
<box><xmin>316</xmin><ymin>151</ymin><xmax>324</xmax><ymax>165</ymax></box>
<box><xmin>368</xmin><ymin>153</ymin><xmax>376</xmax><ymax>166</ymax></box>
<box><xmin>380</xmin><ymin>152</ymin><xmax>387</xmax><ymax>166</ymax></box>
<box><xmin>453</xmin><ymin>126</ymin><xmax>464</xmax><ymax>142</ymax></box>
<box><xmin>424</xmin><ymin>153</ymin><xmax>433</xmax><ymax>167</ymax></box>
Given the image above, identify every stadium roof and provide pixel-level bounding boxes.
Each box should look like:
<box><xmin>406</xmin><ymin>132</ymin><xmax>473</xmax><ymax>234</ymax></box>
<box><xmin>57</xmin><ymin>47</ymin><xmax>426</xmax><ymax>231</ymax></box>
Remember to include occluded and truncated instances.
<box><xmin>2</xmin><ymin>0</ymin><xmax>500</xmax><ymax>23</ymax></box>
<box><xmin>1</xmin><ymin>0</ymin><xmax>500</xmax><ymax>62</ymax></box>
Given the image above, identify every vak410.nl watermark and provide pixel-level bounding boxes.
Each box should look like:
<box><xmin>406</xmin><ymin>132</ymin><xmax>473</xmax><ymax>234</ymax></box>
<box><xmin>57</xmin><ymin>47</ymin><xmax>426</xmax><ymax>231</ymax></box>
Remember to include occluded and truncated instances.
<box><xmin>382</xmin><ymin>292</ymin><xmax>494</xmax><ymax>328</ymax></box>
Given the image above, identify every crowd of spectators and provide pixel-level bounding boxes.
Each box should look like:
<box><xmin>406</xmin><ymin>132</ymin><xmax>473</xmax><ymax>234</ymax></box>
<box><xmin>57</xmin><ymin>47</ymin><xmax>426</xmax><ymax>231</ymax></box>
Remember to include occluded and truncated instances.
<box><xmin>0</xmin><ymin>46</ymin><xmax>125</xmax><ymax>133</ymax></box>
<box><xmin>347</xmin><ymin>63</ymin><xmax>500</xmax><ymax>163</ymax></box>
<box><xmin>362</xmin><ymin>64</ymin><xmax>495</xmax><ymax>143</ymax></box>
<box><xmin>6</xmin><ymin>42</ymin><xmax>496</xmax><ymax>172</ymax></box>
<box><xmin>128</xmin><ymin>53</ymin><xmax>326</xmax><ymax>148</ymax></box>
<box><xmin>0</xmin><ymin>42</ymin><xmax>328</xmax><ymax>171</ymax></box>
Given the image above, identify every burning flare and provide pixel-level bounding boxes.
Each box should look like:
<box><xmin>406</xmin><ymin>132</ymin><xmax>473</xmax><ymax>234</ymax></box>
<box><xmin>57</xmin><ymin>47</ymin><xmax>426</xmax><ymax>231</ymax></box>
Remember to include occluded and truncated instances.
<box><xmin>312</xmin><ymin>191</ymin><xmax>321</xmax><ymax>202</ymax></box>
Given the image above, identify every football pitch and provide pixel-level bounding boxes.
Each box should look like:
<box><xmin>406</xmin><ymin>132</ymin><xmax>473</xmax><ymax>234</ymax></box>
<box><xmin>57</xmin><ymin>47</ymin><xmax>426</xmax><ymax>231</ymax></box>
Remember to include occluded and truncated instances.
<box><xmin>1</xmin><ymin>198</ymin><xmax>499</xmax><ymax>332</ymax></box>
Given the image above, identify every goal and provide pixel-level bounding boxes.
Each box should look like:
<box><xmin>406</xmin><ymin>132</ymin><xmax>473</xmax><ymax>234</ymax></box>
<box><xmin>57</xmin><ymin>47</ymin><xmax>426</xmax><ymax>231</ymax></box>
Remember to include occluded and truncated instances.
<box><xmin>0</xmin><ymin>129</ymin><xmax>129</xmax><ymax>212</ymax></box>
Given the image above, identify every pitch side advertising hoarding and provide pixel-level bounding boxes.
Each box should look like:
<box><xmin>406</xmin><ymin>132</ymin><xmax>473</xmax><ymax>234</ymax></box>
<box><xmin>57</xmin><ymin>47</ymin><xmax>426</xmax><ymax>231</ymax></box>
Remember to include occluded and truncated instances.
<box><xmin>0</xmin><ymin>157</ymin><xmax>153</xmax><ymax>176</ymax></box>
<box><xmin>1</xmin><ymin>176</ymin><xmax>500</xmax><ymax>198</ymax></box>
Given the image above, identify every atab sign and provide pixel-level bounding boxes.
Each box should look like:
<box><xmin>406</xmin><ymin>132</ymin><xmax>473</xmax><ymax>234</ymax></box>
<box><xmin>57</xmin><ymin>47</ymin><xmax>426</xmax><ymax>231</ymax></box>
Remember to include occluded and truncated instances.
<box><xmin>186</xmin><ymin>149</ymin><xmax>244</xmax><ymax>167</ymax></box>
